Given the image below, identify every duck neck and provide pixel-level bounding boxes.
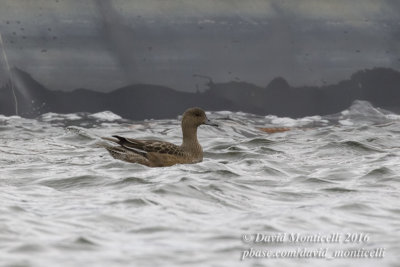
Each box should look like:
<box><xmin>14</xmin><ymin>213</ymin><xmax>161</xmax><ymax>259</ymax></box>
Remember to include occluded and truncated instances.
<box><xmin>181</xmin><ymin>125</ymin><xmax>201</xmax><ymax>152</ymax></box>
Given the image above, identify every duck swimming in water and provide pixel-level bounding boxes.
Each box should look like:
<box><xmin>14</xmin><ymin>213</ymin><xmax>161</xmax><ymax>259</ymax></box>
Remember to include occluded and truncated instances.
<box><xmin>102</xmin><ymin>107</ymin><xmax>218</xmax><ymax>167</ymax></box>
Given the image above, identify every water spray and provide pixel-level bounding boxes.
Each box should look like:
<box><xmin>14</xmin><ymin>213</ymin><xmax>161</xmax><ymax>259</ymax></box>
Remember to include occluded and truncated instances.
<box><xmin>0</xmin><ymin>32</ymin><xmax>18</xmax><ymax>115</ymax></box>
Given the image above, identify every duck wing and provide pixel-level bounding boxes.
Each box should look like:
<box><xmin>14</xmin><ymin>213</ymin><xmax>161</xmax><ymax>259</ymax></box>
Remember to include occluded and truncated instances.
<box><xmin>112</xmin><ymin>135</ymin><xmax>184</xmax><ymax>156</ymax></box>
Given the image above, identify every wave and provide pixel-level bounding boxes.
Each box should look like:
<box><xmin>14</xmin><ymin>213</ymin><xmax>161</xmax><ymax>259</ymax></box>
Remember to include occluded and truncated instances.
<box><xmin>0</xmin><ymin>100</ymin><xmax>399</xmax><ymax>127</ymax></box>
<box><xmin>1</xmin><ymin>99</ymin><xmax>400</xmax><ymax>267</ymax></box>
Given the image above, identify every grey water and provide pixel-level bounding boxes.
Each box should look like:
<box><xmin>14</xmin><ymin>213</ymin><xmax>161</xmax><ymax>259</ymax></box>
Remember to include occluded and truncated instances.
<box><xmin>1</xmin><ymin>100</ymin><xmax>399</xmax><ymax>267</ymax></box>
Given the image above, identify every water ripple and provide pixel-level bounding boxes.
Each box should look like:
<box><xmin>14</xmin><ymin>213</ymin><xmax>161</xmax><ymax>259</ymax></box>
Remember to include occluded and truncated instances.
<box><xmin>1</xmin><ymin>102</ymin><xmax>400</xmax><ymax>266</ymax></box>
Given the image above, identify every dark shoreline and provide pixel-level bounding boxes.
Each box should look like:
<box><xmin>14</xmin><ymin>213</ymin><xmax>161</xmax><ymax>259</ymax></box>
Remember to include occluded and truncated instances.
<box><xmin>1</xmin><ymin>67</ymin><xmax>400</xmax><ymax>119</ymax></box>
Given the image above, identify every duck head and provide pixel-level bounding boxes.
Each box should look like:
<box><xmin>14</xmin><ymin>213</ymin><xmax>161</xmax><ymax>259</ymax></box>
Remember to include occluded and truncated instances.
<box><xmin>181</xmin><ymin>107</ymin><xmax>218</xmax><ymax>128</ymax></box>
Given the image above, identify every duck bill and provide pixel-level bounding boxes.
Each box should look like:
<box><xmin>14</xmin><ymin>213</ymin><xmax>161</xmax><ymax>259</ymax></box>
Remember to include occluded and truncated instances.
<box><xmin>204</xmin><ymin>119</ymin><xmax>219</xmax><ymax>127</ymax></box>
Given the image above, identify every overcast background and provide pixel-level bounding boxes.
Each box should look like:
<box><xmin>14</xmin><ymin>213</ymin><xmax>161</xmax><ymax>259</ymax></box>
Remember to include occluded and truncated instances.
<box><xmin>0</xmin><ymin>0</ymin><xmax>399</xmax><ymax>92</ymax></box>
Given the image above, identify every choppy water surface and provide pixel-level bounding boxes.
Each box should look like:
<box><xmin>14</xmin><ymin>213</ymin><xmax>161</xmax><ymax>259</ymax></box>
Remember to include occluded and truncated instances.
<box><xmin>1</xmin><ymin>100</ymin><xmax>400</xmax><ymax>267</ymax></box>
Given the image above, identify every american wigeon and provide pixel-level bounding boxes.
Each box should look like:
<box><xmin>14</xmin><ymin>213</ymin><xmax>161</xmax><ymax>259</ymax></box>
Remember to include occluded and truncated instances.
<box><xmin>102</xmin><ymin>107</ymin><xmax>218</xmax><ymax>167</ymax></box>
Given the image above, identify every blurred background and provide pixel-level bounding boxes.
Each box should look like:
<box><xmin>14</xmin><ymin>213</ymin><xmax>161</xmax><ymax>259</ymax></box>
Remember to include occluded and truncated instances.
<box><xmin>0</xmin><ymin>0</ymin><xmax>399</xmax><ymax>118</ymax></box>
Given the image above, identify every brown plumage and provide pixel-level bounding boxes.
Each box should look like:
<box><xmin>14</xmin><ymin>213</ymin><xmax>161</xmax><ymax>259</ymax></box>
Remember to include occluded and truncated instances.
<box><xmin>102</xmin><ymin>107</ymin><xmax>218</xmax><ymax>167</ymax></box>
<box><xmin>258</xmin><ymin>127</ymin><xmax>291</xmax><ymax>134</ymax></box>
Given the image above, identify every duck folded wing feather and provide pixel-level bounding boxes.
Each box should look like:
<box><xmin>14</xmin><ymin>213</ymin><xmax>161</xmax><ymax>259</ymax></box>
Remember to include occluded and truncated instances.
<box><xmin>112</xmin><ymin>135</ymin><xmax>184</xmax><ymax>156</ymax></box>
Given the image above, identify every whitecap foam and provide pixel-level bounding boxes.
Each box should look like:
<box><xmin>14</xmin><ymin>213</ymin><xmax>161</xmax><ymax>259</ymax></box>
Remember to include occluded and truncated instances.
<box><xmin>89</xmin><ymin>111</ymin><xmax>122</xmax><ymax>121</ymax></box>
<box><xmin>40</xmin><ymin>112</ymin><xmax>82</xmax><ymax>121</ymax></box>
<box><xmin>339</xmin><ymin>119</ymin><xmax>354</xmax><ymax>126</ymax></box>
<box><xmin>0</xmin><ymin>115</ymin><xmax>22</xmax><ymax>121</ymax></box>
<box><xmin>270</xmin><ymin>117</ymin><xmax>298</xmax><ymax>127</ymax></box>
<box><xmin>213</xmin><ymin>110</ymin><xmax>233</xmax><ymax>116</ymax></box>
<box><xmin>386</xmin><ymin>114</ymin><xmax>400</xmax><ymax>120</ymax></box>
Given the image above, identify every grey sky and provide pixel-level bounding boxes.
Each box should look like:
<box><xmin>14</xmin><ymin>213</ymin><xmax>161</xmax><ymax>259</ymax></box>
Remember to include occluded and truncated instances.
<box><xmin>0</xmin><ymin>0</ymin><xmax>399</xmax><ymax>92</ymax></box>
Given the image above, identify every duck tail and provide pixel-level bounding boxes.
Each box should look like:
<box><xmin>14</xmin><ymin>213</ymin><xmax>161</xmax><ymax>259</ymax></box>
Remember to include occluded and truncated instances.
<box><xmin>101</xmin><ymin>136</ymin><xmax>120</xmax><ymax>143</ymax></box>
<box><xmin>103</xmin><ymin>145</ymin><xmax>150</xmax><ymax>166</ymax></box>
